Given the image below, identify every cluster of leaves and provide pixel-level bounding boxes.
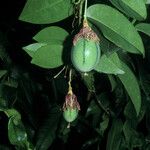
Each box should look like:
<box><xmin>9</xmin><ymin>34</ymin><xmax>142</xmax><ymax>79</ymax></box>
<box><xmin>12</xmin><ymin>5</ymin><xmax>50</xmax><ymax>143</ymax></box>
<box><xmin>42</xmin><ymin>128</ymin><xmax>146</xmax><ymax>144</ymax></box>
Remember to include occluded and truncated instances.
<box><xmin>0</xmin><ymin>0</ymin><xmax>150</xmax><ymax>150</ymax></box>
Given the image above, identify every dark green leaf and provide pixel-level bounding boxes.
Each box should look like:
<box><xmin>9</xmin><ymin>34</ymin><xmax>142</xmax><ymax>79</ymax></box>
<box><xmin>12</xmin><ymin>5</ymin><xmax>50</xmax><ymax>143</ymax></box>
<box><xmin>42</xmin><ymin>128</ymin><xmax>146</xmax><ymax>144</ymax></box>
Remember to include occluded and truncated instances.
<box><xmin>19</xmin><ymin>0</ymin><xmax>73</xmax><ymax>24</ymax></box>
<box><xmin>136</xmin><ymin>23</ymin><xmax>150</xmax><ymax>37</ymax></box>
<box><xmin>123</xmin><ymin>120</ymin><xmax>144</xmax><ymax>149</ymax></box>
<box><xmin>98</xmin><ymin>114</ymin><xmax>109</xmax><ymax>136</ymax></box>
<box><xmin>31</xmin><ymin>44</ymin><xmax>63</xmax><ymax>68</ymax></box>
<box><xmin>33</xmin><ymin>26</ymin><xmax>68</xmax><ymax>44</ymax></box>
<box><xmin>111</xmin><ymin>0</ymin><xmax>147</xmax><ymax>20</ymax></box>
<box><xmin>87</xmin><ymin>4</ymin><xmax>145</xmax><ymax>55</ymax></box>
<box><xmin>35</xmin><ymin>105</ymin><xmax>61</xmax><ymax>150</ymax></box>
<box><xmin>94</xmin><ymin>52</ymin><xmax>124</xmax><ymax>75</ymax></box>
<box><xmin>118</xmin><ymin>62</ymin><xmax>141</xmax><ymax>115</ymax></box>
<box><xmin>81</xmin><ymin>72</ymin><xmax>95</xmax><ymax>92</ymax></box>
<box><xmin>8</xmin><ymin>117</ymin><xmax>27</xmax><ymax>146</ymax></box>
<box><xmin>0</xmin><ymin>70</ymin><xmax>7</xmax><ymax>78</ymax></box>
<box><xmin>108</xmin><ymin>75</ymin><xmax>117</xmax><ymax>91</ymax></box>
<box><xmin>106</xmin><ymin>119</ymin><xmax>123</xmax><ymax>150</ymax></box>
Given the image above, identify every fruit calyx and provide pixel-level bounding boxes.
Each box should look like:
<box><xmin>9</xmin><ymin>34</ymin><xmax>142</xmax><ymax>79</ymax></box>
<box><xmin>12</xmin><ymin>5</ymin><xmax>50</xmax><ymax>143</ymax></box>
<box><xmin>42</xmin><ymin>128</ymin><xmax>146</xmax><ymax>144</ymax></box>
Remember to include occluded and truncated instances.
<box><xmin>73</xmin><ymin>19</ymin><xmax>100</xmax><ymax>45</ymax></box>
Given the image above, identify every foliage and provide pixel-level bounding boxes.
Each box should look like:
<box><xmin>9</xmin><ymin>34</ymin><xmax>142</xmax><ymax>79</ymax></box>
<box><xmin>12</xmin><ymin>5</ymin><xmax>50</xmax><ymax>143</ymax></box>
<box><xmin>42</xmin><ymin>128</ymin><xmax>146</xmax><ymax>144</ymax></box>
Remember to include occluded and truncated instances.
<box><xmin>0</xmin><ymin>0</ymin><xmax>150</xmax><ymax>150</ymax></box>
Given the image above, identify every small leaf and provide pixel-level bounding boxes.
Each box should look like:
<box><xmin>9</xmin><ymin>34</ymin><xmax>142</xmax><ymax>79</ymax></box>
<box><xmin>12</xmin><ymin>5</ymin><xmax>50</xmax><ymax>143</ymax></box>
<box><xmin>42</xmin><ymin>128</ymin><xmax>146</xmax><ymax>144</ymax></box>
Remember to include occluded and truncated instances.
<box><xmin>111</xmin><ymin>0</ymin><xmax>147</xmax><ymax>20</ymax></box>
<box><xmin>136</xmin><ymin>23</ymin><xmax>150</xmax><ymax>37</ymax></box>
<box><xmin>94</xmin><ymin>52</ymin><xmax>124</xmax><ymax>75</ymax></box>
<box><xmin>117</xmin><ymin>62</ymin><xmax>141</xmax><ymax>115</ymax></box>
<box><xmin>106</xmin><ymin>119</ymin><xmax>123</xmax><ymax>150</ymax></box>
<box><xmin>31</xmin><ymin>44</ymin><xmax>63</xmax><ymax>68</ymax></box>
<box><xmin>19</xmin><ymin>0</ymin><xmax>73</xmax><ymax>24</ymax></box>
<box><xmin>87</xmin><ymin>4</ymin><xmax>145</xmax><ymax>55</ymax></box>
<box><xmin>33</xmin><ymin>26</ymin><xmax>69</xmax><ymax>44</ymax></box>
<box><xmin>23</xmin><ymin>43</ymin><xmax>47</xmax><ymax>57</ymax></box>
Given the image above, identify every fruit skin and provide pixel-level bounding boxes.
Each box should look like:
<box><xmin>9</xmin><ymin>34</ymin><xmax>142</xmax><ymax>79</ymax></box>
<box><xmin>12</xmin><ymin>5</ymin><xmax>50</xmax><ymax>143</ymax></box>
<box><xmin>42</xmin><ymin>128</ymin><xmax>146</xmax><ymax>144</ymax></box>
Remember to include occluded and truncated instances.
<box><xmin>63</xmin><ymin>108</ymin><xmax>79</xmax><ymax>122</ymax></box>
<box><xmin>63</xmin><ymin>92</ymin><xmax>80</xmax><ymax>123</ymax></box>
<box><xmin>71</xmin><ymin>38</ymin><xmax>100</xmax><ymax>72</ymax></box>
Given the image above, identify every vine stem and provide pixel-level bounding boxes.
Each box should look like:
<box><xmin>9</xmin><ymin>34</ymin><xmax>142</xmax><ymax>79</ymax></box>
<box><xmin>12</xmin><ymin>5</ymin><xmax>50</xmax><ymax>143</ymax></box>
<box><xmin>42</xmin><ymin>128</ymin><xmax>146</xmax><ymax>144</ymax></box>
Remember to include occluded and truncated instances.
<box><xmin>68</xmin><ymin>69</ymin><xmax>73</xmax><ymax>94</ymax></box>
<box><xmin>84</xmin><ymin>0</ymin><xmax>87</xmax><ymax>20</ymax></box>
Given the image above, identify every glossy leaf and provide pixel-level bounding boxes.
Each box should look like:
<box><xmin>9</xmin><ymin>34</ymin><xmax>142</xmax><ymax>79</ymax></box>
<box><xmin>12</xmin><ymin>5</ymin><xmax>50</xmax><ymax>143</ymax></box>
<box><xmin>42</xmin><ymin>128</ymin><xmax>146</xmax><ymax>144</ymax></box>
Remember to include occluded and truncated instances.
<box><xmin>33</xmin><ymin>26</ymin><xmax>68</xmax><ymax>44</ymax></box>
<box><xmin>31</xmin><ymin>44</ymin><xmax>63</xmax><ymax>68</ymax></box>
<box><xmin>19</xmin><ymin>0</ymin><xmax>73</xmax><ymax>24</ymax></box>
<box><xmin>94</xmin><ymin>52</ymin><xmax>124</xmax><ymax>75</ymax></box>
<box><xmin>106</xmin><ymin>119</ymin><xmax>123</xmax><ymax>150</ymax></box>
<box><xmin>87</xmin><ymin>4</ymin><xmax>145</xmax><ymax>55</ymax></box>
<box><xmin>136</xmin><ymin>23</ymin><xmax>150</xmax><ymax>37</ymax></box>
<box><xmin>23</xmin><ymin>43</ymin><xmax>47</xmax><ymax>57</ymax></box>
<box><xmin>117</xmin><ymin>62</ymin><xmax>141</xmax><ymax>115</ymax></box>
<box><xmin>111</xmin><ymin>0</ymin><xmax>147</xmax><ymax>20</ymax></box>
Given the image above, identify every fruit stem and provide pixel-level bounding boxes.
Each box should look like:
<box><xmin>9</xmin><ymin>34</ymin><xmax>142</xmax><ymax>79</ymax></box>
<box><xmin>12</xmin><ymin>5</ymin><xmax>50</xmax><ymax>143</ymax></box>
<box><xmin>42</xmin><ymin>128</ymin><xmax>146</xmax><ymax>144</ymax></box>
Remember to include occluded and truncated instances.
<box><xmin>83</xmin><ymin>0</ymin><xmax>87</xmax><ymax>21</ymax></box>
<box><xmin>68</xmin><ymin>69</ymin><xmax>73</xmax><ymax>95</ymax></box>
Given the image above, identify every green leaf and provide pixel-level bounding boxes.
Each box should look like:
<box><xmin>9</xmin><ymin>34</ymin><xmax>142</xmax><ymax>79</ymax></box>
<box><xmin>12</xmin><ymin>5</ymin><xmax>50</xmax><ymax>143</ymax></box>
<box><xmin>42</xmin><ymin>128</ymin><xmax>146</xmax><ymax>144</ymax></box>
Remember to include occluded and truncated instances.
<box><xmin>98</xmin><ymin>114</ymin><xmax>109</xmax><ymax>136</ymax></box>
<box><xmin>0</xmin><ymin>98</ymin><xmax>8</xmax><ymax>110</ymax></box>
<box><xmin>5</xmin><ymin>109</ymin><xmax>21</xmax><ymax>120</ymax></box>
<box><xmin>94</xmin><ymin>52</ymin><xmax>124</xmax><ymax>75</ymax></box>
<box><xmin>108</xmin><ymin>75</ymin><xmax>117</xmax><ymax>91</ymax></box>
<box><xmin>0</xmin><ymin>70</ymin><xmax>7</xmax><ymax>78</ymax></box>
<box><xmin>35</xmin><ymin>105</ymin><xmax>61</xmax><ymax>150</ymax></box>
<box><xmin>136</xmin><ymin>23</ymin><xmax>150</xmax><ymax>37</ymax></box>
<box><xmin>146</xmin><ymin>0</ymin><xmax>150</xmax><ymax>4</ymax></box>
<box><xmin>123</xmin><ymin>120</ymin><xmax>144</xmax><ymax>149</ymax></box>
<box><xmin>81</xmin><ymin>72</ymin><xmax>95</xmax><ymax>92</ymax></box>
<box><xmin>106</xmin><ymin>119</ymin><xmax>123</xmax><ymax>150</ymax></box>
<box><xmin>6</xmin><ymin>109</ymin><xmax>32</xmax><ymax>149</ymax></box>
<box><xmin>87</xmin><ymin>4</ymin><xmax>145</xmax><ymax>55</ymax></box>
<box><xmin>31</xmin><ymin>44</ymin><xmax>63</xmax><ymax>68</ymax></box>
<box><xmin>33</xmin><ymin>26</ymin><xmax>69</xmax><ymax>44</ymax></box>
<box><xmin>111</xmin><ymin>0</ymin><xmax>147</xmax><ymax>20</ymax></box>
<box><xmin>8</xmin><ymin>117</ymin><xmax>27</xmax><ymax>146</ymax></box>
<box><xmin>117</xmin><ymin>62</ymin><xmax>141</xmax><ymax>115</ymax></box>
<box><xmin>23</xmin><ymin>43</ymin><xmax>47</xmax><ymax>57</ymax></box>
<box><xmin>19</xmin><ymin>0</ymin><xmax>73</xmax><ymax>24</ymax></box>
<box><xmin>86</xmin><ymin>100</ymin><xmax>102</xmax><ymax>128</ymax></box>
<box><xmin>124</xmin><ymin>102</ymin><xmax>137</xmax><ymax>120</ymax></box>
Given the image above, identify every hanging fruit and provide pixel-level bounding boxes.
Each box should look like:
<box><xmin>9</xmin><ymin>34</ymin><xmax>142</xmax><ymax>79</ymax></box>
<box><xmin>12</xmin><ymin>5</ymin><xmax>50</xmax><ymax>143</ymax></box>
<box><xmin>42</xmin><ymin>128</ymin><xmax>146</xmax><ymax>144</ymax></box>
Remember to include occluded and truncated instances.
<box><xmin>71</xmin><ymin>20</ymin><xmax>101</xmax><ymax>72</ymax></box>
<box><xmin>63</xmin><ymin>70</ymin><xmax>80</xmax><ymax>126</ymax></box>
<box><xmin>63</xmin><ymin>91</ymin><xmax>80</xmax><ymax>123</ymax></box>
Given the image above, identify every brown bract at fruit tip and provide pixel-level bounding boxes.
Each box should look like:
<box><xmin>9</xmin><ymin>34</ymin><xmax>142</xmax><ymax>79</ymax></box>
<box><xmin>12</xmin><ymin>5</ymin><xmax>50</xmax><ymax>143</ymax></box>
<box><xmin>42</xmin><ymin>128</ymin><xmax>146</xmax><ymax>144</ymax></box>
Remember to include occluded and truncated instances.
<box><xmin>63</xmin><ymin>92</ymin><xmax>80</xmax><ymax>111</ymax></box>
<box><xmin>73</xmin><ymin>20</ymin><xmax>100</xmax><ymax>45</ymax></box>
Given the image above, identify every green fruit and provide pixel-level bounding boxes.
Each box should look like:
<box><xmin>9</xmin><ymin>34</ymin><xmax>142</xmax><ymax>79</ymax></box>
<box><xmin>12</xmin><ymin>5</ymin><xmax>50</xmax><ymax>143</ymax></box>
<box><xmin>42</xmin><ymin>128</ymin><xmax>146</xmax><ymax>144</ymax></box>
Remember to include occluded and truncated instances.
<box><xmin>63</xmin><ymin>108</ymin><xmax>78</xmax><ymax>122</ymax></box>
<box><xmin>71</xmin><ymin>38</ymin><xmax>100</xmax><ymax>72</ymax></box>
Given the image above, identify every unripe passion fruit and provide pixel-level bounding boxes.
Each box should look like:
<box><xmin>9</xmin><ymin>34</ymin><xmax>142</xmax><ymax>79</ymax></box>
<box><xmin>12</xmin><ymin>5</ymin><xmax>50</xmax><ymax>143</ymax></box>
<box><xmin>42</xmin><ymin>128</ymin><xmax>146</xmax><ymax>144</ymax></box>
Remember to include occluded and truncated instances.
<box><xmin>63</xmin><ymin>92</ymin><xmax>80</xmax><ymax>123</ymax></box>
<box><xmin>71</xmin><ymin>21</ymin><xmax>100</xmax><ymax>72</ymax></box>
<box><xmin>63</xmin><ymin>108</ymin><xmax>79</xmax><ymax>122</ymax></box>
<box><xmin>71</xmin><ymin>38</ymin><xmax>100</xmax><ymax>72</ymax></box>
